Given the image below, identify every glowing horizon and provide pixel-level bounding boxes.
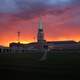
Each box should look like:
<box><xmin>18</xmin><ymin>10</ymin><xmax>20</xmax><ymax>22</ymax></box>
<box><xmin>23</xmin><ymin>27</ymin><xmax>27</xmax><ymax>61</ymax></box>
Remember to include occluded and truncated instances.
<box><xmin>1</xmin><ymin>36</ymin><xmax>80</xmax><ymax>47</ymax></box>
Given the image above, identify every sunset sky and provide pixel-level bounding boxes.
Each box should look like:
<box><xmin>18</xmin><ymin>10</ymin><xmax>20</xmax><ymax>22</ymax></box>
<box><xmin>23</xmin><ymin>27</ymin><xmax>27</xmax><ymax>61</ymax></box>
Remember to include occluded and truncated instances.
<box><xmin>0</xmin><ymin>0</ymin><xmax>80</xmax><ymax>46</ymax></box>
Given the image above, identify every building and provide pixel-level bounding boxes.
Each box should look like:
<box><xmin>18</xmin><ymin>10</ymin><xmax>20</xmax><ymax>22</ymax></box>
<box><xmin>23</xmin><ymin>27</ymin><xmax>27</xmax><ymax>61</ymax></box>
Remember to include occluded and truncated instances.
<box><xmin>47</xmin><ymin>41</ymin><xmax>80</xmax><ymax>50</ymax></box>
<box><xmin>37</xmin><ymin>16</ymin><xmax>46</xmax><ymax>49</ymax></box>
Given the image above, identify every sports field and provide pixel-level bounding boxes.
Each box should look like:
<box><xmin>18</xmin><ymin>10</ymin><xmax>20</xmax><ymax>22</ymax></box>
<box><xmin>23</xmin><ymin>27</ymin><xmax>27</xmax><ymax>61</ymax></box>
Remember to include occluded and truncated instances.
<box><xmin>0</xmin><ymin>51</ymin><xmax>80</xmax><ymax>79</ymax></box>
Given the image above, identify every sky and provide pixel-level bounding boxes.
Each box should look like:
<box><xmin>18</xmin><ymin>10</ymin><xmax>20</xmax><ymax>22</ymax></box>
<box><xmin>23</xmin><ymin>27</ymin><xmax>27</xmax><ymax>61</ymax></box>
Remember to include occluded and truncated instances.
<box><xmin>0</xmin><ymin>0</ymin><xmax>80</xmax><ymax>46</ymax></box>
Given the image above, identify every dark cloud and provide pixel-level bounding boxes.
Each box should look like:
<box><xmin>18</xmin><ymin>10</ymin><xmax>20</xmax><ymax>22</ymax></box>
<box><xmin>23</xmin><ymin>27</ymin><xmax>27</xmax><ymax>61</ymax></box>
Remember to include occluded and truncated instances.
<box><xmin>0</xmin><ymin>0</ymin><xmax>80</xmax><ymax>19</ymax></box>
<box><xmin>15</xmin><ymin>0</ymin><xmax>80</xmax><ymax>19</ymax></box>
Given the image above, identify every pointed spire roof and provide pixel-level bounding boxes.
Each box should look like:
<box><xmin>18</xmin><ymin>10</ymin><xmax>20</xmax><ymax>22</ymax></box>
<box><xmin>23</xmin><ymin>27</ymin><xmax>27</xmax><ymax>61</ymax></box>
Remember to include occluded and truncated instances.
<box><xmin>38</xmin><ymin>16</ymin><xmax>43</xmax><ymax>29</ymax></box>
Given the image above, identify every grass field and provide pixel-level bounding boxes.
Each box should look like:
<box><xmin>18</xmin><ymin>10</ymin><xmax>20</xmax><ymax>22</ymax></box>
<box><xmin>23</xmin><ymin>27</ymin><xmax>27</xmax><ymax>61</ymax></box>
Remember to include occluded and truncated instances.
<box><xmin>0</xmin><ymin>51</ymin><xmax>80</xmax><ymax>79</ymax></box>
<box><xmin>0</xmin><ymin>51</ymin><xmax>80</xmax><ymax>66</ymax></box>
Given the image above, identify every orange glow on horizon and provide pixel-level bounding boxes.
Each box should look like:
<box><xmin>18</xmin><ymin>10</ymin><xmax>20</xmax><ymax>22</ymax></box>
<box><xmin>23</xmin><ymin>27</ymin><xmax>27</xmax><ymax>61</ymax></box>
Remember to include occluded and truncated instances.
<box><xmin>0</xmin><ymin>36</ymin><xmax>80</xmax><ymax>47</ymax></box>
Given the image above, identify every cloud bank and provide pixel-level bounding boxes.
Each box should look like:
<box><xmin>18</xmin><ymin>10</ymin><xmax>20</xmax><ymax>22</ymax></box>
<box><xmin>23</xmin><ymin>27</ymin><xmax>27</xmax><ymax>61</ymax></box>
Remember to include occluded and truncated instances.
<box><xmin>0</xmin><ymin>0</ymin><xmax>80</xmax><ymax>19</ymax></box>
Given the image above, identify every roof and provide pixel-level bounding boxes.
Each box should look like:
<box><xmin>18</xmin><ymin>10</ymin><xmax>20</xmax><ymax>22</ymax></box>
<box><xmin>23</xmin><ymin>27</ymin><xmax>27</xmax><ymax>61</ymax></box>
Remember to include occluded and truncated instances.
<box><xmin>47</xmin><ymin>41</ymin><xmax>78</xmax><ymax>44</ymax></box>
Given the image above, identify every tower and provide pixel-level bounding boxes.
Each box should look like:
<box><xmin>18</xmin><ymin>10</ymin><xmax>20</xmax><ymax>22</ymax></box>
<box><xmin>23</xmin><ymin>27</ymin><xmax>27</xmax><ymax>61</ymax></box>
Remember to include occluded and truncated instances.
<box><xmin>37</xmin><ymin>16</ymin><xmax>45</xmax><ymax>49</ymax></box>
<box><xmin>17</xmin><ymin>31</ymin><xmax>20</xmax><ymax>43</ymax></box>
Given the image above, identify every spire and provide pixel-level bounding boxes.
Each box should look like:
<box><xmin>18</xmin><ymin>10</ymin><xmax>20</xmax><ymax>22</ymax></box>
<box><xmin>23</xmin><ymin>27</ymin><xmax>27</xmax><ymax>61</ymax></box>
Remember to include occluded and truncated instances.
<box><xmin>37</xmin><ymin>16</ymin><xmax>44</xmax><ymax>43</ymax></box>
<box><xmin>38</xmin><ymin>16</ymin><xmax>43</xmax><ymax>30</ymax></box>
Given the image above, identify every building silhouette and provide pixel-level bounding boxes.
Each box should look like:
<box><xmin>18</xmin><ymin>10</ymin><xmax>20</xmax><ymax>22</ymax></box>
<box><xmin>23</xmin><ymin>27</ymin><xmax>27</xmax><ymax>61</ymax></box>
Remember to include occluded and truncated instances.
<box><xmin>37</xmin><ymin>16</ymin><xmax>46</xmax><ymax>49</ymax></box>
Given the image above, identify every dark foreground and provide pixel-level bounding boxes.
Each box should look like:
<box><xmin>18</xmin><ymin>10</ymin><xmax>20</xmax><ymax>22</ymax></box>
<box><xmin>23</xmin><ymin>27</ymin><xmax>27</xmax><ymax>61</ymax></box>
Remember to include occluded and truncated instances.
<box><xmin>0</xmin><ymin>51</ymin><xmax>80</xmax><ymax>80</ymax></box>
<box><xmin>0</xmin><ymin>64</ymin><xmax>80</xmax><ymax>80</ymax></box>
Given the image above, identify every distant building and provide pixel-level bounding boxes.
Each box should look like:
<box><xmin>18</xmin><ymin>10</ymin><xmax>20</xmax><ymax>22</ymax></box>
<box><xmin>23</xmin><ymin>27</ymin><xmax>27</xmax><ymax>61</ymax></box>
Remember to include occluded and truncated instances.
<box><xmin>9</xmin><ymin>40</ymin><xmax>80</xmax><ymax>50</ymax></box>
<box><xmin>47</xmin><ymin>41</ymin><xmax>80</xmax><ymax>50</ymax></box>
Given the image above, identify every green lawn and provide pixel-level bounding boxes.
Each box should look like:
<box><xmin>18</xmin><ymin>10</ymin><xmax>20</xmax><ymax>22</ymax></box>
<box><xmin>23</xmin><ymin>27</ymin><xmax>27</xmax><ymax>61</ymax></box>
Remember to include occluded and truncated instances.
<box><xmin>0</xmin><ymin>52</ymin><xmax>80</xmax><ymax>79</ymax></box>
<box><xmin>0</xmin><ymin>52</ymin><xmax>80</xmax><ymax>66</ymax></box>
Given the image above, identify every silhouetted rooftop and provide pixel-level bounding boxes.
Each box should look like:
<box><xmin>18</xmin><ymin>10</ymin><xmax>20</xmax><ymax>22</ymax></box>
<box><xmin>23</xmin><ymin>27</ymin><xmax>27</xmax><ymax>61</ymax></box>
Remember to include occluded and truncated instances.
<box><xmin>47</xmin><ymin>40</ymin><xmax>78</xmax><ymax>44</ymax></box>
